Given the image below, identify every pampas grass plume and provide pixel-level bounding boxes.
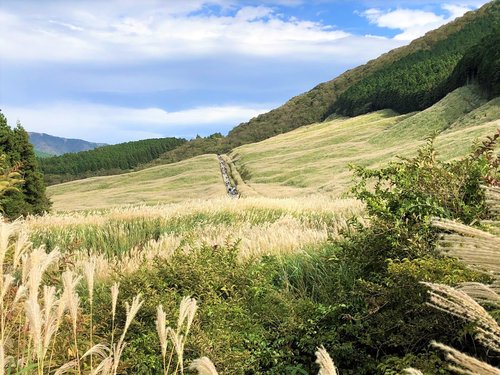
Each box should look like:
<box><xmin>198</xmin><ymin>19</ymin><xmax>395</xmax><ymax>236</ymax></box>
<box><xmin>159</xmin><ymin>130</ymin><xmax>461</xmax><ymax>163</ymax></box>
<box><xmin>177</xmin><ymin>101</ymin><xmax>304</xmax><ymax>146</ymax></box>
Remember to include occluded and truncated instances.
<box><xmin>404</xmin><ymin>369</ymin><xmax>424</xmax><ymax>375</ymax></box>
<box><xmin>315</xmin><ymin>345</ymin><xmax>338</xmax><ymax>375</ymax></box>
<box><xmin>189</xmin><ymin>357</ymin><xmax>219</xmax><ymax>375</ymax></box>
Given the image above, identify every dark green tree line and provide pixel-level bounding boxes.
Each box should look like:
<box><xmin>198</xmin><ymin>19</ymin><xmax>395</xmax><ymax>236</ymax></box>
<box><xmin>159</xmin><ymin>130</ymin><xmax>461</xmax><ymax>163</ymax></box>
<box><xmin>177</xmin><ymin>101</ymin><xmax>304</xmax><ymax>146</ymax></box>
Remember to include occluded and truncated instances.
<box><xmin>40</xmin><ymin>137</ymin><xmax>186</xmax><ymax>185</ymax></box>
<box><xmin>331</xmin><ymin>3</ymin><xmax>499</xmax><ymax>116</ymax></box>
<box><xmin>0</xmin><ymin>111</ymin><xmax>51</xmax><ymax>218</ymax></box>
<box><xmin>448</xmin><ymin>31</ymin><xmax>500</xmax><ymax>98</ymax></box>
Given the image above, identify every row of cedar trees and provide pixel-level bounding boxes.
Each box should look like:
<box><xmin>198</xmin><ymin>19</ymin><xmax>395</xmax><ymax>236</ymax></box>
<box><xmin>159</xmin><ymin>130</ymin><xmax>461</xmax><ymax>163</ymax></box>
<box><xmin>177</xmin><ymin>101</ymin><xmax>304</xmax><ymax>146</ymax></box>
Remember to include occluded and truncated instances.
<box><xmin>331</xmin><ymin>29</ymin><xmax>500</xmax><ymax>116</ymax></box>
<box><xmin>40</xmin><ymin>136</ymin><xmax>187</xmax><ymax>185</ymax></box>
<box><xmin>0</xmin><ymin>111</ymin><xmax>51</xmax><ymax>219</ymax></box>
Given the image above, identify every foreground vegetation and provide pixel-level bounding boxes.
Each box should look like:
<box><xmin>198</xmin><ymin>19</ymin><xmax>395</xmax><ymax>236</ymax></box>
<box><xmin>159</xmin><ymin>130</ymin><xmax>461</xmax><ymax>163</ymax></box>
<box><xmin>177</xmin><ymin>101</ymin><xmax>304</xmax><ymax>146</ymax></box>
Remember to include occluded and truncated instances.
<box><xmin>2</xmin><ymin>131</ymin><xmax>499</xmax><ymax>374</ymax></box>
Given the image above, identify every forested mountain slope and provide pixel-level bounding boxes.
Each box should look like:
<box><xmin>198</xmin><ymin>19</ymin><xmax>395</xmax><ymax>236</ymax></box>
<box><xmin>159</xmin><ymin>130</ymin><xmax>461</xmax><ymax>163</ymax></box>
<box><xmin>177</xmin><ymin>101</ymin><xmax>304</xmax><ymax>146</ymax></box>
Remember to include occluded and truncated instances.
<box><xmin>226</xmin><ymin>1</ymin><xmax>499</xmax><ymax>146</ymax></box>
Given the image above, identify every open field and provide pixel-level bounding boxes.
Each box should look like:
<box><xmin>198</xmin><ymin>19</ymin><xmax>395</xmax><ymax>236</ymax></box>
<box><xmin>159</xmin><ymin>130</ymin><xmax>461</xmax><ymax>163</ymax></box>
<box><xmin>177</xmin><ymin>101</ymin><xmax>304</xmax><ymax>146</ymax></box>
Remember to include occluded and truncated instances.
<box><xmin>48</xmin><ymin>154</ymin><xmax>226</xmax><ymax>210</ymax></box>
<box><xmin>11</xmin><ymin>91</ymin><xmax>500</xmax><ymax>374</ymax></box>
<box><xmin>232</xmin><ymin>86</ymin><xmax>500</xmax><ymax>197</ymax></box>
<box><xmin>27</xmin><ymin>196</ymin><xmax>364</xmax><ymax>278</ymax></box>
<box><xmin>47</xmin><ymin>86</ymin><xmax>499</xmax><ymax>211</ymax></box>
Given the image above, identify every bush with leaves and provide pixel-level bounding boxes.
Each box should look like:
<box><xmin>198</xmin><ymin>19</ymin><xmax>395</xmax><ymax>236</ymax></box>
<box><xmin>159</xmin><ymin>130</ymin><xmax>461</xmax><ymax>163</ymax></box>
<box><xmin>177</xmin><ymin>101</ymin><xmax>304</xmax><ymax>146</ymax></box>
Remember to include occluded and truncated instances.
<box><xmin>317</xmin><ymin>134</ymin><xmax>500</xmax><ymax>373</ymax></box>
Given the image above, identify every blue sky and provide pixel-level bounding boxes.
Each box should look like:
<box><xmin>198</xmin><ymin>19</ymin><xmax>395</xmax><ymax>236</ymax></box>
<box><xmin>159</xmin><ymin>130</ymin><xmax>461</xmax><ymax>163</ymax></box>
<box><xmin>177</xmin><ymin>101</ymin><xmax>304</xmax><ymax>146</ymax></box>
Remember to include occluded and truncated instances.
<box><xmin>0</xmin><ymin>0</ymin><xmax>490</xmax><ymax>143</ymax></box>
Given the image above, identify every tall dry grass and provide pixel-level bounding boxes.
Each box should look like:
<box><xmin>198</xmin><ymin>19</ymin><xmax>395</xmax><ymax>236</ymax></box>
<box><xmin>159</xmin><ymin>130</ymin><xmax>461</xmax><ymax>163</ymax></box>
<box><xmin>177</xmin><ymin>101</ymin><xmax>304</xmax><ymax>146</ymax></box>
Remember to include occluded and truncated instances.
<box><xmin>0</xmin><ymin>219</ymin><xmax>204</xmax><ymax>375</ymax></box>
<box><xmin>416</xmin><ymin>200</ymin><xmax>500</xmax><ymax>374</ymax></box>
<box><xmin>23</xmin><ymin>197</ymin><xmax>364</xmax><ymax>281</ymax></box>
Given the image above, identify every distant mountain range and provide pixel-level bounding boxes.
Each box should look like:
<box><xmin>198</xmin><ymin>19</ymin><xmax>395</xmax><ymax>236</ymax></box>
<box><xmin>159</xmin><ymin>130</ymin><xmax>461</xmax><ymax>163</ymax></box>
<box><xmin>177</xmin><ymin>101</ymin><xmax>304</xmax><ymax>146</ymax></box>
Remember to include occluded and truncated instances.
<box><xmin>28</xmin><ymin>132</ymin><xmax>107</xmax><ymax>156</ymax></box>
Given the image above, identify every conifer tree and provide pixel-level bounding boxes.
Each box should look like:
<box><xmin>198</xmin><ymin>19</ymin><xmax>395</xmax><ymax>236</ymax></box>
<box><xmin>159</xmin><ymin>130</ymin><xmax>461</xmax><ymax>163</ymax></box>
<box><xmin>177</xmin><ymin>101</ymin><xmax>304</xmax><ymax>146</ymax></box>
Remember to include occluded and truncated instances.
<box><xmin>0</xmin><ymin>111</ymin><xmax>51</xmax><ymax>218</ymax></box>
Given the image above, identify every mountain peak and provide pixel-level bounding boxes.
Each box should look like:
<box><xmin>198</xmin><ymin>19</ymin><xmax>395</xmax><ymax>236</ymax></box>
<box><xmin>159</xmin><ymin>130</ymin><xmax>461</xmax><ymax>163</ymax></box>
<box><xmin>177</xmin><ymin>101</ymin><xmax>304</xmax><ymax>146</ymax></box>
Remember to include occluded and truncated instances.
<box><xmin>28</xmin><ymin>132</ymin><xmax>107</xmax><ymax>156</ymax></box>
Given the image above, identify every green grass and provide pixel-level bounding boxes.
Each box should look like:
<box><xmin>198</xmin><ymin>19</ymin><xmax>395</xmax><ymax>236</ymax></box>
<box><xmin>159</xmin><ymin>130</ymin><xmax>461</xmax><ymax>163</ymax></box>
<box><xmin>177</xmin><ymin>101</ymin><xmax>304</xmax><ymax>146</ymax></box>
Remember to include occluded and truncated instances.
<box><xmin>47</xmin><ymin>86</ymin><xmax>499</xmax><ymax>209</ymax></box>
<box><xmin>48</xmin><ymin>154</ymin><xmax>226</xmax><ymax>210</ymax></box>
<box><xmin>231</xmin><ymin>86</ymin><xmax>500</xmax><ymax>197</ymax></box>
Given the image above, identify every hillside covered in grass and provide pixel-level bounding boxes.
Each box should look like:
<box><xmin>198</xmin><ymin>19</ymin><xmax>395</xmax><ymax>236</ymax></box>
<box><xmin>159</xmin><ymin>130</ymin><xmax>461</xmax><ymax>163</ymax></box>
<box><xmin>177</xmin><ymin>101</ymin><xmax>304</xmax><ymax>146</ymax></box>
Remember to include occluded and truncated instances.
<box><xmin>47</xmin><ymin>86</ymin><xmax>500</xmax><ymax>211</ymax></box>
<box><xmin>230</xmin><ymin>86</ymin><xmax>500</xmax><ymax>197</ymax></box>
<box><xmin>48</xmin><ymin>154</ymin><xmax>225</xmax><ymax>210</ymax></box>
<box><xmin>226</xmin><ymin>1</ymin><xmax>499</xmax><ymax>146</ymax></box>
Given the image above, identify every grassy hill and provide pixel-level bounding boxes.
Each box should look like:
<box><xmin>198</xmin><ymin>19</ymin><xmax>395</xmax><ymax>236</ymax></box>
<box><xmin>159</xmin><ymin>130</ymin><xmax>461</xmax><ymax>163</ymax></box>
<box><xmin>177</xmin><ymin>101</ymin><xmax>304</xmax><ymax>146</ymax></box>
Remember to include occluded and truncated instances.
<box><xmin>228</xmin><ymin>86</ymin><xmax>499</xmax><ymax>197</ymax></box>
<box><xmin>225</xmin><ymin>1</ymin><xmax>498</xmax><ymax>147</ymax></box>
<box><xmin>48</xmin><ymin>86</ymin><xmax>500</xmax><ymax>211</ymax></box>
<box><xmin>48</xmin><ymin>154</ymin><xmax>225</xmax><ymax>210</ymax></box>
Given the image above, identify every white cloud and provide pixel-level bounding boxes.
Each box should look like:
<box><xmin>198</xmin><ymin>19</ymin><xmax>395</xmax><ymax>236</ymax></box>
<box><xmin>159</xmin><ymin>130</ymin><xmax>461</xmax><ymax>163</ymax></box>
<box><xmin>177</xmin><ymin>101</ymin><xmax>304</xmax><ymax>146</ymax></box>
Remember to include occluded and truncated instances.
<box><xmin>441</xmin><ymin>4</ymin><xmax>474</xmax><ymax>19</ymax></box>
<box><xmin>1</xmin><ymin>102</ymin><xmax>271</xmax><ymax>143</ymax></box>
<box><xmin>362</xmin><ymin>2</ymin><xmax>480</xmax><ymax>40</ymax></box>
<box><xmin>363</xmin><ymin>8</ymin><xmax>443</xmax><ymax>29</ymax></box>
<box><xmin>235</xmin><ymin>6</ymin><xmax>274</xmax><ymax>21</ymax></box>
<box><xmin>0</xmin><ymin>1</ymin><xmax>354</xmax><ymax>63</ymax></box>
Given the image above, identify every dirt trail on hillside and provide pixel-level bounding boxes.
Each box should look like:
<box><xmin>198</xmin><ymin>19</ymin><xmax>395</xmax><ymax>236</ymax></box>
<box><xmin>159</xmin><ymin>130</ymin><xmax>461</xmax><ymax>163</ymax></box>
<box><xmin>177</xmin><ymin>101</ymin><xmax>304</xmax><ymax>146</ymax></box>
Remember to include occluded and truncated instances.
<box><xmin>217</xmin><ymin>155</ymin><xmax>239</xmax><ymax>198</ymax></box>
<box><xmin>222</xmin><ymin>155</ymin><xmax>262</xmax><ymax>197</ymax></box>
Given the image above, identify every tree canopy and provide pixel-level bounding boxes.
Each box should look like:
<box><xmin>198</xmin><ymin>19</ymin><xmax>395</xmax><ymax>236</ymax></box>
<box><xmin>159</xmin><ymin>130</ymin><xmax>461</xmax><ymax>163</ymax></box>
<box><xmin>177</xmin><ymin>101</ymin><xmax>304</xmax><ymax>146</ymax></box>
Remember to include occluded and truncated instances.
<box><xmin>40</xmin><ymin>137</ymin><xmax>186</xmax><ymax>185</ymax></box>
<box><xmin>0</xmin><ymin>111</ymin><xmax>51</xmax><ymax>218</ymax></box>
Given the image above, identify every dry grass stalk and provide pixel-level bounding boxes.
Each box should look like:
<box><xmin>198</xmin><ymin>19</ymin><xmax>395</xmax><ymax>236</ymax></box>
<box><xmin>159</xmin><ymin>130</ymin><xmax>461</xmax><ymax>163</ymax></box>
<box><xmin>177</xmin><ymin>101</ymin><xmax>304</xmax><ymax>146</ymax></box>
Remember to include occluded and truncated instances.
<box><xmin>429</xmin><ymin>209</ymin><xmax>500</xmax><ymax>373</ymax></box>
<box><xmin>404</xmin><ymin>369</ymin><xmax>424</xmax><ymax>375</ymax></box>
<box><xmin>0</xmin><ymin>340</ymin><xmax>5</xmax><ymax>375</ymax></box>
<box><xmin>156</xmin><ymin>305</ymin><xmax>168</xmax><ymax>374</ymax></box>
<box><xmin>155</xmin><ymin>296</ymin><xmax>198</xmax><ymax>375</ymax></box>
<box><xmin>111</xmin><ymin>295</ymin><xmax>144</xmax><ymax>375</ymax></box>
<box><xmin>110</xmin><ymin>282</ymin><xmax>119</xmax><ymax>347</ymax></box>
<box><xmin>24</xmin><ymin>247</ymin><xmax>60</xmax><ymax>301</ymax></box>
<box><xmin>485</xmin><ymin>186</ymin><xmax>500</xmax><ymax>215</ymax></box>
<box><xmin>315</xmin><ymin>346</ymin><xmax>338</xmax><ymax>375</ymax></box>
<box><xmin>0</xmin><ymin>219</ymin><xmax>143</xmax><ymax>375</ymax></box>
<box><xmin>432</xmin><ymin>217</ymin><xmax>500</xmax><ymax>282</ymax></box>
<box><xmin>432</xmin><ymin>218</ymin><xmax>497</xmax><ymax>239</ymax></box>
<box><xmin>422</xmin><ymin>282</ymin><xmax>500</xmax><ymax>352</ymax></box>
<box><xmin>189</xmin><ymin>357</ymin><xmax>219</xmax><ymax>375</ymax></box>
<box><xmin>456</xmin><ymin>282</ymin><xmax>500</xmax><ymax>307</ymax></box>
<box><xmin>84</xmin><ymin>260</ymin><xmax>96</xmax><ymax>371</ymax></box>
<box><xmin>432</xmin><ymin>341</ymin><xmax>500</xmax><ymax>375</ymax></box>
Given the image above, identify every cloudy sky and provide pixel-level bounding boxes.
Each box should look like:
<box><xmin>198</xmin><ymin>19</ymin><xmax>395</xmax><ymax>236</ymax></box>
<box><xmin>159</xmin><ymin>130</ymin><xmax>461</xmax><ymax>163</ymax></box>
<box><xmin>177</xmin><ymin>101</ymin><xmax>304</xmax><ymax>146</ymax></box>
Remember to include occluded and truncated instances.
<box><xmin>0</xmin><ymin>0</ymin><xmax>490</xmax><ymax>144</ymax></box>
